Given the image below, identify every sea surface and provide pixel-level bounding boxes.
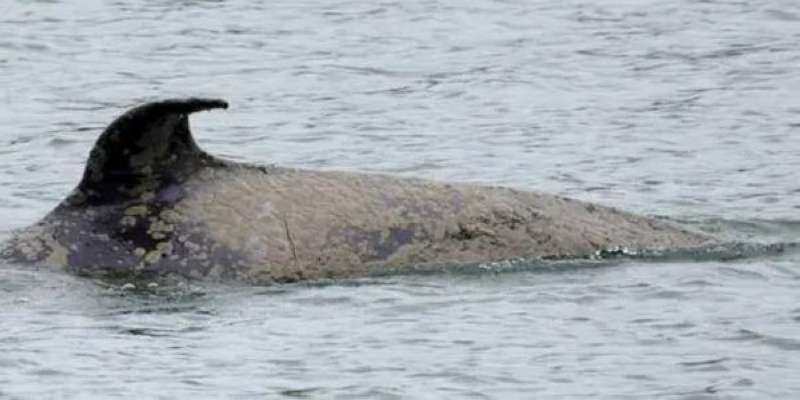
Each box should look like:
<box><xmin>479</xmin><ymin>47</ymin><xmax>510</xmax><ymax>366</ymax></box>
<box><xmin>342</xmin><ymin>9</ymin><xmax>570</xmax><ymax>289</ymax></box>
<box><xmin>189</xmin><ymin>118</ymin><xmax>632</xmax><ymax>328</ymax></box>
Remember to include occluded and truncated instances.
<box><xmin>1</xmin><ymin>0</ymin><xmax>799</xmax><ymax>398</ymax></box>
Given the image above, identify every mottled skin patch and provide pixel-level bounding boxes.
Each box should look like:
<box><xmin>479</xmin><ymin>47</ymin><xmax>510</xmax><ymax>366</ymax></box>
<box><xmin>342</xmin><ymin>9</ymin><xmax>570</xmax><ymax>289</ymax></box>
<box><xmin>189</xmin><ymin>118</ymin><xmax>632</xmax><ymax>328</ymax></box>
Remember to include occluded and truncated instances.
<box><xmin>1</xmin><ymin>98</ymin><xmax>715</xmax><ymax>285</ymax></box>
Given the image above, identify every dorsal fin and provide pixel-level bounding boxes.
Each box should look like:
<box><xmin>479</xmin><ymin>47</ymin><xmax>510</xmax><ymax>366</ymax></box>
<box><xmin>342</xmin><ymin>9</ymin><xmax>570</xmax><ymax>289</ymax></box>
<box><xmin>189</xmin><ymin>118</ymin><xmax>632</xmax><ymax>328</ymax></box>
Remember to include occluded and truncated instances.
<box><xmin>74</xmin><ymin>98</ymin><xmax>228</xmax><ymax>204</ymax></box>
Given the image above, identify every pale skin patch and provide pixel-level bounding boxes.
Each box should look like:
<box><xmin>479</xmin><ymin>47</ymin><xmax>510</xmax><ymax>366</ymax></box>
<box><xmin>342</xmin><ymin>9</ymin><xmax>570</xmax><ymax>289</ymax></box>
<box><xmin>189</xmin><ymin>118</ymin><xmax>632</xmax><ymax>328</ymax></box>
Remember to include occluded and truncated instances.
<box><xmin>143</xmin><ymin>242</ymin><xmax>173</xmax><ymax>265</ymax></box>
<box><xmin>159</xmin><ymin>209</ymin><xmax>181</xmax><ymax>223</ymax></box>
<box><xmin>140</xmin><ymin>191</ymin><xmax>156</xmax><ymax>202</ymax></box>
<box><xmin>147</xmin><ymin>218</ymin><xmax>174</xmax><ymax>240</ymax></box>
<box><xmin>121</xmin><ymin>216</ymin><xmax>137</xmax><ymax>227</ymax></box>
<box><xmin>43</xmin><ymin>236</ymin><xmax>70</xmax><ymax>267</ymax></box>
<box><xmin>124</xmin><ymin>205</ymin><xmax>148</xmax><ymax>217</ymax></box>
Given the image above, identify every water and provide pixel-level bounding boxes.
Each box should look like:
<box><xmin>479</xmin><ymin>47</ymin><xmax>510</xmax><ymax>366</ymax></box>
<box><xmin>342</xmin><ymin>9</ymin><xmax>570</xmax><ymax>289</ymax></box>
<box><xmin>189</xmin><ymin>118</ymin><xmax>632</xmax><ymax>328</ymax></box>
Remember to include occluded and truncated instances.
<box><xmin>1</xmin><ymin>0</ymin><xmax>799</xmax><ymax>398</ymax></box>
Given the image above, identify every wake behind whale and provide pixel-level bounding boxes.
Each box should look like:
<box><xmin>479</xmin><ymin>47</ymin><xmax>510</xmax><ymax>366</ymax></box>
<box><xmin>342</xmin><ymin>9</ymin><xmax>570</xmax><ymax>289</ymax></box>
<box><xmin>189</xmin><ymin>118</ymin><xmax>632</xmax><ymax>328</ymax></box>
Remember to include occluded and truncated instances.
<box><xmin>0</xmin><ymin>98</ymin><xmax>749</xmax><ymax>284</ymax></box>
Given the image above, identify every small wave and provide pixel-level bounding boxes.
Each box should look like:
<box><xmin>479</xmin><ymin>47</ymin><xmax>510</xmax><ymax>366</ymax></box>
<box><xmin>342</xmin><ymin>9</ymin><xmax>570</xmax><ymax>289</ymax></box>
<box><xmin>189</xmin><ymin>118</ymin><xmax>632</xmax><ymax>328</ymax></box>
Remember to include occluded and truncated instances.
<box><xmin>679</xmin><ymin>357</ymin><xmax>729</xmax><ymax>368</ymax></box>
<box><xmin>366</xmin><ymin>241</ymin><xmax>799</xmax><ymax>279</ymax></box>
<box><xmin>689</xmin><ymin>217</ymin><xmax>800</xmax><ymax>243</ymax></box>
<box><xmin>718</xmin><ymin>329</ymin><xmax>800</xmax><ymax>351</ymax></box>
<box><xmin>585</xmin><ymin>239</ymin><xmax>799</xmax><ymax>264</ymax></box>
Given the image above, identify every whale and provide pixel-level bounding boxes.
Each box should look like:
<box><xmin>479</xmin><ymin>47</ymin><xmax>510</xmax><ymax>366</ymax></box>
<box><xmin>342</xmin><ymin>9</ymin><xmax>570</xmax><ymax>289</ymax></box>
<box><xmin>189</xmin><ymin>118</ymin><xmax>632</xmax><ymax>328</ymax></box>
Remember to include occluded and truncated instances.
<box><xmin>1</xmin><ymin>98</ymin><xmax>715</xmax><ymax>284</ymax></box>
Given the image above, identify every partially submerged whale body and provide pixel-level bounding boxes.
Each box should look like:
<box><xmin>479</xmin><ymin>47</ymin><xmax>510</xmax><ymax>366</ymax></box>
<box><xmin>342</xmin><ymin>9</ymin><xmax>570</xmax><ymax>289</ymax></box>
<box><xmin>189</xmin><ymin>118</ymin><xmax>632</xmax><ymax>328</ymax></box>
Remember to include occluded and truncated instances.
<box><xmin>2</xmin><ymin>99</ymin><xmax>713</xmax><ymax>284</ymax></box>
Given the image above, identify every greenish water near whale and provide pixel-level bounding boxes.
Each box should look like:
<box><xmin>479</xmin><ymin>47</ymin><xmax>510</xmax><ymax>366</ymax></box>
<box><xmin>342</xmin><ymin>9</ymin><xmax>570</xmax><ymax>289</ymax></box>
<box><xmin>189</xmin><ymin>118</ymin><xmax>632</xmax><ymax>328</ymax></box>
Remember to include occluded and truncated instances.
<box><xmin>1</xmin><ymin>0</ymin><xmax>799</xmax><ymax>398</ymax></box>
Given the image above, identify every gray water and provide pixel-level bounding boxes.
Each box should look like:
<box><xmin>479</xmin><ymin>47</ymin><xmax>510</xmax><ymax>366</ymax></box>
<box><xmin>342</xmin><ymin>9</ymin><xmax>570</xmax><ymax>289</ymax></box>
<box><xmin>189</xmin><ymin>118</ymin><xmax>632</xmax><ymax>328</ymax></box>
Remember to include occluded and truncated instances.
<box><xmin>1</xmin><ymin>0</ymin><xmax>799</xmax><ymax>398</ymax></box>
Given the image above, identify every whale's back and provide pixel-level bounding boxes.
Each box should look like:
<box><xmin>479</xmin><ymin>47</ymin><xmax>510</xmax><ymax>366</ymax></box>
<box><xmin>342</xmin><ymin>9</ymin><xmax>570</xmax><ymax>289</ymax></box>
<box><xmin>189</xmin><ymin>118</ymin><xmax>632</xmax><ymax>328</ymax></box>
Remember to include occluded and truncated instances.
<box><xmin>166</xmin><ymin>165</ymin><xmax>712</xmax><ymax>283</ymax></box>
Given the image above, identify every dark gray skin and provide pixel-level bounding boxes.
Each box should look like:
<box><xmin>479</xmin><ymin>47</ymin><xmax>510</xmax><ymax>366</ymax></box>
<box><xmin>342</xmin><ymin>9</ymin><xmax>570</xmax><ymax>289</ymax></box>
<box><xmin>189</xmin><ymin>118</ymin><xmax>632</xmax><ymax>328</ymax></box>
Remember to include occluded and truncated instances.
<box><xmin>2</xmin><ymin>99</ymin><xmax>715</xmax><ymax>284</ymax></box>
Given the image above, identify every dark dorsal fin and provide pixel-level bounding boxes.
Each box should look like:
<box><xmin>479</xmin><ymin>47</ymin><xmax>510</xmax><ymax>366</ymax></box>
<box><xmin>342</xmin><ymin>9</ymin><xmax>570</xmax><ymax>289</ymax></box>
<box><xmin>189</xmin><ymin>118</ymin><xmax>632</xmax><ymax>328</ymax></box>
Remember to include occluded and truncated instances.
<box><xmin>74</xmin><ymin>98</ymin><xmax>228</xmax><ymax>205</ymax></box>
